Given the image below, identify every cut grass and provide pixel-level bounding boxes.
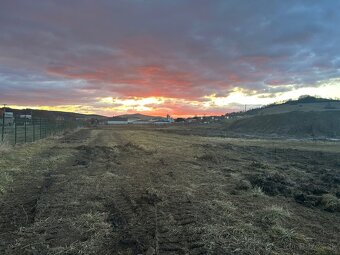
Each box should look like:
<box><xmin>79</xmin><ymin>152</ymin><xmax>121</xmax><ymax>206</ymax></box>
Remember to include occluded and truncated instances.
<box><xmin>0</xmin><ymin>139</ymin><xmax>73</xmax><ymax>197</ymax></box>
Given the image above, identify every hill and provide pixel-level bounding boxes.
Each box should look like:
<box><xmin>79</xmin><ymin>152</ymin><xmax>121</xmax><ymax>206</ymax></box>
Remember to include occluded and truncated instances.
<box><xmin>116</xmin><ymin>113</ymin><xmax>163</xmax><ymax>121</ymax></box>
<box><xmin>227</xmin><ymin>110</ymin><xmax>340</xmax><ymax>138</ymax></box>
<box><xmin>3</xmin><ymin>108</ymin><xmax>105</xmax><ymax>121</ymax></box>
<box><xmin>238</xmin><ymin>96</ymin><xmax>340</xmax><ymax>117</ymax></box>
<box><xmin>225</xmin><ymin>96</ymin><xmax>340</xmax><ymax>138</ymax></box>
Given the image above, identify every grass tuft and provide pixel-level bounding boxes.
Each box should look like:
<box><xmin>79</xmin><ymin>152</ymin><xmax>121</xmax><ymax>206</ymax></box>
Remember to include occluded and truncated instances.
<box><xmin>251</xmin><ymin>186</ymin><xmax>266</xmax><ymax>197</ymax></box>
<box><xmin>321</xmin><ymin>194</ymin><xmax>340</xmax><ymax>212</ymax></box>
<box><xmin>314</xmin><ymin>246</ymin><xmax>337</xmax><ymax>255</ymax></box>
<box><xmin>0</xmin><ymin>141</ymin><xmax>11</xmax><ymax>153</ymax></box>
<box><xmin>198</xmin><ymin>152</ymin><xmax>219</xmax><ymax>163</ymax></box>
<box><xmin>271</xmin><ymin>225</ymin><xmax>305</xmax><ymax>248</ymax></box>
<box><xmin>257</xmin><ymin>205</ymin><xmax>290</xmax><ymax>226</ymax></box>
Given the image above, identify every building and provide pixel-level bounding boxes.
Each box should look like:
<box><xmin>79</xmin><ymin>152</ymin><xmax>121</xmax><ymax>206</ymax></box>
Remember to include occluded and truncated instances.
<box><xmin>107</xmin><ymin>117</ymin><xmax>129</xmax><ymax>125</ymax></box>
<box><xmin>20</xmin><ymin>114</ymin><xmax>32</xmax><ymax>119</ymax></box>
<box><xmin>153</xmin><ymin>120</ymin><xmax>173</xmax><ymax>125</ymax></box>
<box><xmin>0</xmin><ymin>111</ymin><xmax>14</xmax><ymax>126</ymax></box>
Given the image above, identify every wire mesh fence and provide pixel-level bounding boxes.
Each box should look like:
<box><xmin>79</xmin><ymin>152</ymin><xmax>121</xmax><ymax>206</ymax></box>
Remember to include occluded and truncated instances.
<box><xmin>1</xmin><ymin>118</ymin><xmax>80</xmax><ymax>145</ymax></box>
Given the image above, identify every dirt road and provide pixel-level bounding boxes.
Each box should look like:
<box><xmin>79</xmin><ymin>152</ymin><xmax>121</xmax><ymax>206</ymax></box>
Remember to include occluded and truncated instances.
<box><xmin>1</xmin><ymin>127</ymin><xmax>339</xmax><ymax>254</ymax></box>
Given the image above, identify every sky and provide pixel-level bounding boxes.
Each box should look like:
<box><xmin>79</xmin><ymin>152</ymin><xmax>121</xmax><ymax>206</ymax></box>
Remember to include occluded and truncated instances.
<box><xmin>1</xmin><ymin>0</ymin><xmax>340</xmax><ymax>117</ymax></box>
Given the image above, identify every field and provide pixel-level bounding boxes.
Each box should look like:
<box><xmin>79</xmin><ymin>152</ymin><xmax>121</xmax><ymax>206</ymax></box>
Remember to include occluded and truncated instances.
<box><xmin>1</xmin><ymin>126</ymin><xmax>340</xmax><ymax>254</ymax></box>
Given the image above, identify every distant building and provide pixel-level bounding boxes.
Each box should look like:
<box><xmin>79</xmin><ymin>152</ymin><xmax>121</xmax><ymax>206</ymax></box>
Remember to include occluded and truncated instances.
<box><xmin>107</xmin><ymin>117</ymin><xmax>129</xmax><ymax>125</ymax></box>
<box><xmin>56</xmin><ymin>116</ymin><xmax>65</xmax><ymax>121</ymax></box>
<box><xmin>1</xmin><ymin>112</ymin><xmax>14</xmax><ymax>125</ymax></box>
<box><xmin>131</xmin><ymin>120</ymin><xmax>151</xmax><ymax>125</ymax></box>
<box><xmin>153</xmin><ymin>119</ymin><xmax>174</xmax><ymax>125</ymax></box>
<box><xmin>20</xmin><ymin>114</ymin><xmax>32</xmax><ymax>119</ymax></box>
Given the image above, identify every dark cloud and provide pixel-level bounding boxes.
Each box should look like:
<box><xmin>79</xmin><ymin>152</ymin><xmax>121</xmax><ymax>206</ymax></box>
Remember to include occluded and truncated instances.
<box><xmin>0</xmin><ymin>0</ymin><xmax>339</xmax><ymax>114</ymax></box>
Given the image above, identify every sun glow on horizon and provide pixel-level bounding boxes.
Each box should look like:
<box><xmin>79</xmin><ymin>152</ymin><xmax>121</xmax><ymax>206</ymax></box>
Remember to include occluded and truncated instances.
<box><xmin>4</xmin><ymin>79</ymin><xmax>340</xmax><ymax>117</ymax></box>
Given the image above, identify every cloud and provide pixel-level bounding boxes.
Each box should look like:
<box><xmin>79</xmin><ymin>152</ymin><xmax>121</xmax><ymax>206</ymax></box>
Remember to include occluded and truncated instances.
<box><xmin>0</xmin><ymin>0</ymin><xmax>340</xmax><ymax>116</ymax></box>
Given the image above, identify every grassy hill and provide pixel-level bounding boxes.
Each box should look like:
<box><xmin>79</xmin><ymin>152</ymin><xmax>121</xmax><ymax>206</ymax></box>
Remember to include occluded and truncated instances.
<box><xmin>117</xmin><ymin>113</ymin><xmax>163</xmax><ymax>121</ymax></box>
<box><xmin>3</xmin><ymin>108</ymin><xmax>105</xmax><ymax>121</ymax></box>
<box><xmin>225</xmin><ymin>96</ymin><xmax>340</xmax><ymax>138</ymax></box>
<box><xmin>227</xmin><ymin>111</ymin><xmax>340</xmax><ymax>138</ymax></box>
<box><xmin>246</xmin><ymin>96</ymin><xmax>339</xmax><ymax>115</ymax></box>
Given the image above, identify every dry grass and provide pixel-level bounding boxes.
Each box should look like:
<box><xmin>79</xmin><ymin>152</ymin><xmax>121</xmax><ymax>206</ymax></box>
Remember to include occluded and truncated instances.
<box><xmin>314</xmin><ymin>246</ymin><xmax>338</xmax><ymax>255</ymax></box>
<box><xmin>257</xmin><ymin>205</ymin><xmax>291</xmax><ymax>226</ymax></box>
<box><xmin>321</xmin><ymin>194</ymin><xmax>340</xmax><ymax>212</ymax></box>
<box><xmin>198</xmin><ymin>152</ymin><xmax>220</xmax><ymax>163</ymax></box>
<box><xmin>251</xmin><ymin>186</ymin><xmax>266</xmax><ymax>197</ymax></box>
<box><xmin>0</xmin><ymin>141</ymin><xmax>11</xmax><ymax>153</ymax></box>
<box><xmin>1</xmin><ymin>127</ymin><xmax>340</xmax><ymax>254</ymax></box>
<box><xmin>270</xmin><ymin>225</ymin><xmax>306</xmax><ymax>248</ymax></box>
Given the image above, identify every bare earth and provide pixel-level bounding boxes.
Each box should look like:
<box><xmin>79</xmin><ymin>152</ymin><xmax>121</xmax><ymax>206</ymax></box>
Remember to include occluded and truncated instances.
<box><xmin>0</xmin><ymin>127</ymin><xmax>339</xmax><ymax>255</ymax></box>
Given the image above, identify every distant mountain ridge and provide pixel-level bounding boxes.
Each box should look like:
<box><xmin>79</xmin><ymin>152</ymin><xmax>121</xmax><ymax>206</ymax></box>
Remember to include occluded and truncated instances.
<box><xmin>116</xmin><ymin>113</ymin><xmax>164</xmax><ymax>120</ymax></box>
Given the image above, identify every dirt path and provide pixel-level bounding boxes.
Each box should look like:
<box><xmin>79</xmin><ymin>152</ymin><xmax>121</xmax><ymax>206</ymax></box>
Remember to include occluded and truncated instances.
<box><xmin>1</xmin><ymin>127</ymin><xmax>339</xmax><ymax>254</ymax></box>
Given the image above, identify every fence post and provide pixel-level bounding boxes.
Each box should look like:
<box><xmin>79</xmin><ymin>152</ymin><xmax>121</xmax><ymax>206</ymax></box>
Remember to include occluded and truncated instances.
<box><xmin>1</xmin><ymin>111</ymin><xmax>4</xmax><ymax>142</ymax></box>
<box><xmin>40</xmin><ymin>118</ymin><xmax>42</xmax><ymax>139</ymax></box>
<box><xmin>14</xmin><ymin>118</ymin><xmax>17</xmax><ymax>145</ymax></box>
<box><xmin>24</xmin><ymin>119</ymin><xmax>27</xmax><ymax>143</ymax></box>
<box><xmin>33</xmin><ymin>118</ymin><xmax>35</xmax><ymax>142</ymax></box>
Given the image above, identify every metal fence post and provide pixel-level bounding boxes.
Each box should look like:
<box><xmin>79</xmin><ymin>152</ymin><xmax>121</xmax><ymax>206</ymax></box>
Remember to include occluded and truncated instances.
<box><xmin>24</xmin><ymin>119</ymin><xmax>27</xmax><ymax>143</ymax></box>
<box><xmin>1</xmin><ymin>111</ymin><xmax>4</xmax><ymax>142</ymax></box>
<box><xmin>14</xmin><ymin>118</ymin><xmax>17</xmax><ymax>145</ymax></box>
<box><xmin>33</xmin><ymin>118</ymin><xmax>35</xmax><ymax>142</ymax></box>
<box><xmin>40</xmin><ymin>118</ymin><xmax>42</xmax><ymax>139</ymax></box>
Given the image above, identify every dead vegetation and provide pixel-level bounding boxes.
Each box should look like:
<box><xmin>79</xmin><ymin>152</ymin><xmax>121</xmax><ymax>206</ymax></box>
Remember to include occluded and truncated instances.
<box><xmin>1</xmin><ymin>127</ymin><xmax>339</xmax><ymax>254</ymax></box>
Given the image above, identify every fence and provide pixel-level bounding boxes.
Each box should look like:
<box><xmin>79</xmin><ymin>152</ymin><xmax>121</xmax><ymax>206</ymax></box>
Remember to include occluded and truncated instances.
<box><xmin>1</xmin><ymin>117</ymin><xmax>80</xmax><ymax>145</ymax></box>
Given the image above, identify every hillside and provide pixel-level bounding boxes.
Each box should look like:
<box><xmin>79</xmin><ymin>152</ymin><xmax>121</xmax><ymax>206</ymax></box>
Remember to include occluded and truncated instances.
<box><xmin>3</xmin><ymin>108</ymin><xmax>105</xmax><ymax>121</ymax></box>
<box><xmin>240</xmin><ymin>96</ymin><xmax>340</xmax><ymax>117</ymax></box>
<box><xmin>225</xmin><ymin>97</ymin><xmax>340</xmax><ymax>138</ymax></box>
<box><xmin>116</xmin><ymin>113</ymin><xmax>163</xmax><ymax>121</ymax></box>
<box><xmin>227</xmin><ymin>110</ymin><xmax>340</xmax><ymax>138</ymax></box>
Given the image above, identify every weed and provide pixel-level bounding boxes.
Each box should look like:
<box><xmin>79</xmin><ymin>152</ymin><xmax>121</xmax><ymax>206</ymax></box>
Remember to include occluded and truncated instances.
<box><xmin>0</xmin><ymin>142</ymin><xmax>11</xmax><ymax>153</ymax></box>
<box><xmin>248</xmin><ymin>172</ymin><xmax>292</xmax><ymax>196</ymax></box>
<box><xmin>0</xmin><ymin>171</ymin><xmax>12</xmax><ymax>194</ymax></box>
<box><xmin>235</xmin><ymin>179</ymin><xmax>252</xmax><ymax>190</ymax></box>
<box><xmin>321</xmin><ymin>194</ymin><xmax>340</xmax><ymax>212</ymax></box>
<box><xmin>198</xmin><ymin>152</ymin><xmax>219</xmax><ymax>163</ymax></box>
<box><xmin>257</xmin><ymin>205</ymin><xmax>290</xmax><ymax>226</ymax></box>
<box><xmin>314</xmin><ymin>246</ymin><xmax>337</xmax><ymax>255</ymax></box>
<box><xmin>271</xmin><ymin>226</ymin><xmax>305</xmax><ymax>248</ymax></box>
<box><xmin>252</xmin><ymin>186</ymin><xmax>266</xmax><ymax>197</ymax></box>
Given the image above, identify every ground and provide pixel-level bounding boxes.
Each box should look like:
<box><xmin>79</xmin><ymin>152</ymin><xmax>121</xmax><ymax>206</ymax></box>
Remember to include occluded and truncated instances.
<box><xmin>0</xmin><ymin>126</ymin><xmax>339</xmax><ymax>255</ymax></box>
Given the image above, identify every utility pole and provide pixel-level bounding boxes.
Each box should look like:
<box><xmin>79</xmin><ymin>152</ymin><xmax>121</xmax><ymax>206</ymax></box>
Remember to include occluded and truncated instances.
<box><xmin>244</xmin><ymin>104</ymin><xmax>247</xmax><ymax>112</ymax></box>
<box><xmin>2</xmin><ymin>104</ymin><xmax>7</xmax><ymax>142</ymax></box>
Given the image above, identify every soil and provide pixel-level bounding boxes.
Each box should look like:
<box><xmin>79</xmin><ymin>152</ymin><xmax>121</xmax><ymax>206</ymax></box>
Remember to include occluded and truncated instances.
<box><xmin>0</xmin><ymin>126</ymin><xmax>339</xmax><ymax>254</ymax></box>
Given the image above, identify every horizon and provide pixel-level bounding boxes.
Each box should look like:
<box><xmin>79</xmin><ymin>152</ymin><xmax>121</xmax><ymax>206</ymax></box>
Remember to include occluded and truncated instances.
<box><xmin>1</xmin><ymin>1</ymin><xmax>340</xmax><ymax>117</ymax></box>
<box><xmin>3</xmin><ymin>95</ymin><xmax>338</xmax><ymax>119</ymax></box>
